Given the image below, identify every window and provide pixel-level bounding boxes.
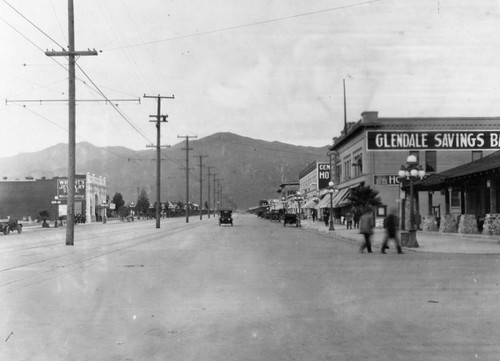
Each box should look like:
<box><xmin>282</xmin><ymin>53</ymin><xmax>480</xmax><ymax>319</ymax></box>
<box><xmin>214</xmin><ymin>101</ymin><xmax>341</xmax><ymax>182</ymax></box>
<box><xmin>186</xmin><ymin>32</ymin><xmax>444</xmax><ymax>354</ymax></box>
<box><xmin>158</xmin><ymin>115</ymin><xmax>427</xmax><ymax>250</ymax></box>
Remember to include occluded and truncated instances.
<box><xmin>472</xmin><ymin>151</ymin><xmax>483</xmax><ymax>162</ymax></box>
<box><xmin>336</xmin><ymin>164</ymin><xmax>342</xmax><ymax>183</ymax></box>
<box><xmin>451</xmin><ymin>190</ymin><xmax>460</xmax><ymax>208</ymax></box>
<box><xmin>344</xmin><ymin>160</ymin><xmax>351</xmax><ymax>180</ymax></box>
<box><xmin>425</xmin><ymin>151</ymin><xmax>436</xmax><ymax>172</ymax></box>
<box><xmin>353</xmin><ymin>154</ymin><xmax>363</xmax><ymax>177</ymax></box>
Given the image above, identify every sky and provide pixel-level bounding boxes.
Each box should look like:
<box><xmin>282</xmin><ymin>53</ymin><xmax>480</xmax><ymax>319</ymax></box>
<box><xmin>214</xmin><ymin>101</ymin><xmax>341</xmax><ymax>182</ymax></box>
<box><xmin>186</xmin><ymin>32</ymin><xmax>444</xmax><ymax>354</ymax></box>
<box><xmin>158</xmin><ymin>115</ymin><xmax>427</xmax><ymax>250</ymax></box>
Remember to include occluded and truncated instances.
<box><xmin>1</xmin><ymin>0</ymin><xmax>499</xmax><ymax>157</ymax></box>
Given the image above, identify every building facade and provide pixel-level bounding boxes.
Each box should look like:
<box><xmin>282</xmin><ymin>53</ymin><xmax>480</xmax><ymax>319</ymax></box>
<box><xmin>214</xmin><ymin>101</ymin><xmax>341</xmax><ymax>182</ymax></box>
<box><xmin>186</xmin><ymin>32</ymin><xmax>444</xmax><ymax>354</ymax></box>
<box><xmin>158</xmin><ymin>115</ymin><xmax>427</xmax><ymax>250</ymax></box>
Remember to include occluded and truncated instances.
<box><xmin>329</xmin><ymin>111</ymin><xmax>500</xmax><ymax>226</ymax></box>
<box><xmin>0</xmin><ymin>173</ymin><xmax>108</xmax><ymax>223</ymax></box>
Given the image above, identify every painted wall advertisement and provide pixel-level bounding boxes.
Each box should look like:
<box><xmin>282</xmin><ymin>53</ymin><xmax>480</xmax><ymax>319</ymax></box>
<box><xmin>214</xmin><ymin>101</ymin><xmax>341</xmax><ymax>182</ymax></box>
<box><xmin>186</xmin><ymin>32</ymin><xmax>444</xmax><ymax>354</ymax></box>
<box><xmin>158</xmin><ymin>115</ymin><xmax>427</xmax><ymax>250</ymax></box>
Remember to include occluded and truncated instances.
<box><xmin>367</xmin><ymin>131</ymin><xmax>500</xmax><ymax>150</ymax></box>
<box><xmin>57</xmin><ymin>177</ymin><xmax>86</xmax><ymax>200</ymax></box>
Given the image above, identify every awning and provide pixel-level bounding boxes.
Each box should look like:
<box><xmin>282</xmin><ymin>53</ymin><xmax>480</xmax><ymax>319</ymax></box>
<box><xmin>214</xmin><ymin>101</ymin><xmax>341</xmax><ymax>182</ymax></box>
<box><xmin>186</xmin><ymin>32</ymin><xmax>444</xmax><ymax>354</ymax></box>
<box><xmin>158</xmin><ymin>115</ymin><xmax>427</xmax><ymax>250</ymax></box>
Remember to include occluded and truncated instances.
<box><xmin>302</xmin><ymin>197</ymin><xmax>319</xmax><ymax>209</ymax></box>
<box><xmin>315</xmin><ymin>188</ymin><xmax>350</xmax><ymax>209</ymax></box>
<box><xmin>335</xmin><ymin>188</ymin><xmax>352</xmax><ymax>207</ymax></box>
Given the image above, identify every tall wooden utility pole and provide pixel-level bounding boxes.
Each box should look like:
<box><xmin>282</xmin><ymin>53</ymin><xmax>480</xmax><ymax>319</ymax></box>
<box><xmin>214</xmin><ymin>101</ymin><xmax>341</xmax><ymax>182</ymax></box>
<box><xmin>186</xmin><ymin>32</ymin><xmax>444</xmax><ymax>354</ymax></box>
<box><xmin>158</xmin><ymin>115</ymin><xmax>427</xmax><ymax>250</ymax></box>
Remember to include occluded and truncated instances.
<box><xmin>45</xmin><ymin>0</ymin><xmax>97</xmax><ymax>246</ymax></box>
<box><xmin>144</xmin><ymin>94</ymin><xmax>174</xmax><ymax>229</ymax></box>
<box><xmin>195</xmin><ymin>155</ymin><xmax>208</xmax><ymax>220</ymax></box>
<box><xmin>206</xmin><ymin>166</ymin><xmax>213</xmax><ymax>218</ymax></box>
<box><xmin>211</xmin><ymin>173</ymin><xmax>217</xmax><ymax>216</ymax></box>
<box><xmin>178</xmin><ymin>135</ymin><xmax>197</xmax><ymax>223</ymax></box>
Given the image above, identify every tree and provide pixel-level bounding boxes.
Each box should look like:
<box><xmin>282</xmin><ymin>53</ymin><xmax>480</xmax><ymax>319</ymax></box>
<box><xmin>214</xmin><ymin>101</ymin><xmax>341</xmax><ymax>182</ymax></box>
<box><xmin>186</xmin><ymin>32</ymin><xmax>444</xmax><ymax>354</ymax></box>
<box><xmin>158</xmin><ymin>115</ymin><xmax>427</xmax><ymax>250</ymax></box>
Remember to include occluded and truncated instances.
<box><xmin>136</xmin><ymin>188</ymin><xmax>150</xmax><ymax>215</ymax></box>
<box><xmin>348</xmin><ymin>185</ymin><xmax>382</xmax><ymax>214</ymax></box>
<box><xmin>112</xmin><ymin>192</ymin><xmax>125</xmax><ymax>212</ymax></box>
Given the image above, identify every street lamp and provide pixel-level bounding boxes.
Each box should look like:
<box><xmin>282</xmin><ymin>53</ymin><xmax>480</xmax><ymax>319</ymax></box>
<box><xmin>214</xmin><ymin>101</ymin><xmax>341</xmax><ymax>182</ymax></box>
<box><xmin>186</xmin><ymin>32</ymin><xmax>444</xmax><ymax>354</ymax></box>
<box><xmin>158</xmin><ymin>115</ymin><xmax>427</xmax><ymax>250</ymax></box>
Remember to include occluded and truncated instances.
<box><xmin>398</xmin><ymin>154</ymin><xmax>425</xmax><ymax>247</ymax></box>
<box><xmin>294</xmin><ymin>191</ymin><xmax>303</xmax><ymax>226</ymax></box>
<box><xmin>328</xmin><ymin>181</ymin><xmax>335</xmax><ymax>231</ymax></box>
<box><xmin>101</xmin><ymin>201</ymin><xmax>108</xmax><ymax>224</ymax></box>
<box><xmin>51</xmin><ymin>196</ymin><xmax>61</xmax><ymax>227</ymax></box>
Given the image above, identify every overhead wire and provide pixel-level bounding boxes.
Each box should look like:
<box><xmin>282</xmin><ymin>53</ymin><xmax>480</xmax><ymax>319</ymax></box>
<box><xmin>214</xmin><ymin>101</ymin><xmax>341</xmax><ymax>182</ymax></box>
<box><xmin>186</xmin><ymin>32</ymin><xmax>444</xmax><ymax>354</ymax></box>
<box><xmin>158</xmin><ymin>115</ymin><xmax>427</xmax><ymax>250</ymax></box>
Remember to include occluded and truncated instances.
<box><xmin>106</xmin><ymin>0</ymin><xmax>381</xmax><ymax>51</ymax></box>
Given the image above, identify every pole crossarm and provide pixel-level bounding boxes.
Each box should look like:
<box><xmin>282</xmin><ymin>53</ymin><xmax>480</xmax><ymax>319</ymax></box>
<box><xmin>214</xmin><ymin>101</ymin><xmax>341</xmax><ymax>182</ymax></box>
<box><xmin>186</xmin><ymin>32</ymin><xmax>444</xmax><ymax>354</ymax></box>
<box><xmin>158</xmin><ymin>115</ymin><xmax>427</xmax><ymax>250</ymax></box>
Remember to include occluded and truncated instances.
<box><xmin>5</xmin><ymin>98</ymin><xmax>140</xmax><ymax>104</ymax></box>
<box><xmin>45</xmin><ymin>49</ymin><xmax>99</xmax><ymax>57</ymax></box>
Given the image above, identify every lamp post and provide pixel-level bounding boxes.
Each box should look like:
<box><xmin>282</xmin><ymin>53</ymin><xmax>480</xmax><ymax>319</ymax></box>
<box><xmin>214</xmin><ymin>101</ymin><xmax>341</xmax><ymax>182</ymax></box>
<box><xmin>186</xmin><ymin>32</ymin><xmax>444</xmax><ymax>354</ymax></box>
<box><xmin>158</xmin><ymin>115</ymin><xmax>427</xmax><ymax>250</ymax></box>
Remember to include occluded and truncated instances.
<box><xmin>294</xmin><ymin>191</ymin><xmax>303</xmax><ymax>226</ymax></box>
<box><xmin>51</xmin><ymin>196</ymin><xmax>61</xmax><ymax>227</ymax></box>
<box><xmin>101</xmin><ymin>201</ymin><xmax>108</xmax><ymax>224</ymax></box>
<box><xmin>398</xmin><ymin>155</ymin><xmax>425</xmax><ymax>247</ymax></box>
<box><xmin>328</xmin><ymin>181</ymin><xmax>335</xmax><ymax>231</ymax></box>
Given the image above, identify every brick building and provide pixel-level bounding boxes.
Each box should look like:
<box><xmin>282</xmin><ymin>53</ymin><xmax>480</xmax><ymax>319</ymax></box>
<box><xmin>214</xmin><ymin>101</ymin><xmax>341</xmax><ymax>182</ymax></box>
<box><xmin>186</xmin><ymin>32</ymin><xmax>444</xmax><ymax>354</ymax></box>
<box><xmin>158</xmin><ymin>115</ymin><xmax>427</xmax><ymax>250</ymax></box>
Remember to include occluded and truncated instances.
<box><xmin>0</xmin><ymin>173</ymin><xmax>108</xmax><ymax>223</ymax></box>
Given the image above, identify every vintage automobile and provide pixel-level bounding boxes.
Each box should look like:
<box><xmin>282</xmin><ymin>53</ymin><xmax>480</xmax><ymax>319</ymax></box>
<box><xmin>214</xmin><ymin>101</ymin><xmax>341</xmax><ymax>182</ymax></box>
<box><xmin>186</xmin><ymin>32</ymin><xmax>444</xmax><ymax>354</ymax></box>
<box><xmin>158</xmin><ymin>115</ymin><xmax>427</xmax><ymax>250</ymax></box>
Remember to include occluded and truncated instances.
<box><xmin>219</xmin><ymin>209</ymin><xmax>233</xmax><ymax>226</ymax></box>
<box><xmin>283</xmin><ymin>213</ymin><xmax>300</xmax><ymax>227</ymax></box>
<box><xmin>0</xmin><ymin>219</ymin><xmax>23</xmax><ymax>235</ymax></box>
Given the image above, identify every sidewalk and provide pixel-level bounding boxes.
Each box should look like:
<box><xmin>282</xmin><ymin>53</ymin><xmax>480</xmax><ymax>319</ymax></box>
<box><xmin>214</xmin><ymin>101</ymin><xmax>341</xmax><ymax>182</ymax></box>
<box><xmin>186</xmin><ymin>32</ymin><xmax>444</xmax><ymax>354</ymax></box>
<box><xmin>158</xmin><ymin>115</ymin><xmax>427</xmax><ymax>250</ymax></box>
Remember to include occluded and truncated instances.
<box><xmin>301</xmin><ymin>219</ymin><xmax>500</xmax><ymax>254</ymax></box>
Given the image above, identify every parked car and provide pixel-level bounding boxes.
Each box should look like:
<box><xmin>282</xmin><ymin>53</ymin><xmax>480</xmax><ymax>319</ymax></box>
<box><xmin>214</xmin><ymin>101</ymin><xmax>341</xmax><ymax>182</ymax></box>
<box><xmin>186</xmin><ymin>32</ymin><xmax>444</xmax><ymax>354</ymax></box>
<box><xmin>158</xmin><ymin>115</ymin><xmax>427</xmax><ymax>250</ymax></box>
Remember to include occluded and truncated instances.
<box><xmin>0</xmin><ymin>219</ymin><xmax>23</xmax><ymax>235</ymax></box>
<box><xmin>219</xmin><ymin>210</ymin><xmax>233</xmax><ymax>226</ymax></box>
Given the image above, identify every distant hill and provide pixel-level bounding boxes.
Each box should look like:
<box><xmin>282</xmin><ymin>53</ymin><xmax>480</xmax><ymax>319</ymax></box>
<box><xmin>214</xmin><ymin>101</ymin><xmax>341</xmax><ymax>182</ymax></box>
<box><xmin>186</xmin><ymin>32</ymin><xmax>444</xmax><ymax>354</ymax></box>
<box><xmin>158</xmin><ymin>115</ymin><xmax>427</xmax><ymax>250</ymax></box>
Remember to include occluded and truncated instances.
<box><xmin>0</xmin><ymin>133</ymin><xmax>330</xmax><ymax>210</ymax></box>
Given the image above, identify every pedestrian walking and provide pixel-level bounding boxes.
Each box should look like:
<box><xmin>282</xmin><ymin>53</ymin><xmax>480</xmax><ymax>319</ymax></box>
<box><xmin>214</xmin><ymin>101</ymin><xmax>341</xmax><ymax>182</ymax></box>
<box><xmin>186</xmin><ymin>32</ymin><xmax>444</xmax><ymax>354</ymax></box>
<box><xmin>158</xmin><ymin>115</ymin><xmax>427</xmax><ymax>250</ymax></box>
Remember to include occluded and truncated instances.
<box><xmin>346</xmin><ymin>210</ymin><xmax>354</xmax><ymax>229</ymax></box>
<box><xmin>323</xmin><ymin>209</ymin><xmax>329</xmax><ymax>227</ymax></box>
<box><xmin>359</xmin><ymin>209</ymin><xmax>374</xmax><ymax>253</ymax></box>
<box><xmin>353</xmin><ymin>208</ymin><xmax>361</xmax><ymax>229</ymax></box>
<box><xmin>381</xmin><ymin>208</ymin><xmax>404</xmax><ymax>254</ymax></box>
<box><xmin>312</xmin><ymin>209</ymin><xmax>317</xmax><ymax>223</ymax></box>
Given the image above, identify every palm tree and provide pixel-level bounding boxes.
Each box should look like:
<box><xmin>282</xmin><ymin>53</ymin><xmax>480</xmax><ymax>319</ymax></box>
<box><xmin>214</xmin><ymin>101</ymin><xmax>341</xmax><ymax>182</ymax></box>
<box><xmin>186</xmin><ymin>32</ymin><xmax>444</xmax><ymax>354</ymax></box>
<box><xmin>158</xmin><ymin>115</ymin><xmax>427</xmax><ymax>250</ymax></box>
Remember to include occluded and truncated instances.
<box><xmin>348</xmin><ymin>185</ymin><xmax>382</xmax><ymax>214</ymax></box>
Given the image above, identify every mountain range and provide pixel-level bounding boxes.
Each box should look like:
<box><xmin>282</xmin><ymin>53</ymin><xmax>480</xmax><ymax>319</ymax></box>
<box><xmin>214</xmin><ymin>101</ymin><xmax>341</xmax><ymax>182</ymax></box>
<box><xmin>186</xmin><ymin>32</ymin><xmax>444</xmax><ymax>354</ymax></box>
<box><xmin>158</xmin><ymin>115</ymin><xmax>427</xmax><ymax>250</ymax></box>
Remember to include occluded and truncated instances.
<box><xmin>0</xmin><ymin>133</ymin><xmax>330</xmax><ymax>210</ymax></box>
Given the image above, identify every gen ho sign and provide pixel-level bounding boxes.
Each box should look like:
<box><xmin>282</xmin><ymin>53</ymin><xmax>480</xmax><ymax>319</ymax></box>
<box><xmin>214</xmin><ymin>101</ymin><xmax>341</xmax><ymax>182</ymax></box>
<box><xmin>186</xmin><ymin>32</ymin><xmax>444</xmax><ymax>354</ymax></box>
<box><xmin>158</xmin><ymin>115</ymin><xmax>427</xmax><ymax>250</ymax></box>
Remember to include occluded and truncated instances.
<box><xmin>367</xmin><ymin>131</ymin><xmax>500</xmax><ymax>150</ymax></box>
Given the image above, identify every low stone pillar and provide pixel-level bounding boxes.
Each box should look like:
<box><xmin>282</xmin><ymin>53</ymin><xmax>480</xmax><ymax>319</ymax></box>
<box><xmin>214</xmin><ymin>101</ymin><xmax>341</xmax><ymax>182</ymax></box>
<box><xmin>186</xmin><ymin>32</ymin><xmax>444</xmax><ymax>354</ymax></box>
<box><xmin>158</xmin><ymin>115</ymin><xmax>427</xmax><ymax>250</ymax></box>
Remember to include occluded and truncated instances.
<box><xmin>439</xmin><ymin>214</ymin><xmax>458</xmax><ymax>233</ymax></box>
<box><xmin>422</xmin><ymin>215</ymin><xmax>439</xmax><ymax>232</ymax></box>
<box><xmin>458</xmin><ymin>214</ymin><xmax>479</xmax><ymax>234</ymax></box>
<box><xmin>482</xmin><ymin>214</ymin><xmax>500</xmax><ymax>235</ymax></box>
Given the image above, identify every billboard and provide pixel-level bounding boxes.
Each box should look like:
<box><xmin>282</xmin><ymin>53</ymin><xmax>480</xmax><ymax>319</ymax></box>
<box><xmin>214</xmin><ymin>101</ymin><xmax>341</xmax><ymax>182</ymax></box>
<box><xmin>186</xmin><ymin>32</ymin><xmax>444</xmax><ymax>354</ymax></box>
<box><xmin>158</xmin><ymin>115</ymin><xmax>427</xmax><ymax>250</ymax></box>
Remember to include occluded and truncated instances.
<box><xmin>317</xmin><ymin>163</ymin><xmax>331</xmax><ymax>189</ymax></box>
<box><xmin>367</xmin><ymin>131</ymin><xmax>500</xmax><ymax>150</ymax></box>
<box><xmin>57</xmin><ymin>177</ymin><xmax>86</xmax><ymax>200</ymax></box>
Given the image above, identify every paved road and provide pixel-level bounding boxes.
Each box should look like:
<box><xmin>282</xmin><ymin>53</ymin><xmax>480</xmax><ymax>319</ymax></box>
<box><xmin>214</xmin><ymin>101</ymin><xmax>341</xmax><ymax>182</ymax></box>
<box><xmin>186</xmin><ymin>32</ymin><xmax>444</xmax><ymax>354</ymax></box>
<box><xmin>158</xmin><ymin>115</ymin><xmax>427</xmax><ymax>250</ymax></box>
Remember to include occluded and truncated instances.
<box><xmin>1</xmin><ymin>214</ymin><xmax>499</xmax><ymax>360</ymax></box>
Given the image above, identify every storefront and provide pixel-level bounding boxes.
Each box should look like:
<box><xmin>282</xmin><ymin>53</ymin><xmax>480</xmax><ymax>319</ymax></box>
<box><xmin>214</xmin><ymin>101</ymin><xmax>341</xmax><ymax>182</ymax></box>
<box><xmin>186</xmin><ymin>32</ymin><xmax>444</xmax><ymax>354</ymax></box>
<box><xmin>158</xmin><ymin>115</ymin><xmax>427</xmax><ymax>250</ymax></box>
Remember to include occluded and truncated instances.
<box><xmin>0</xmin><ymin>173</ymin><xmax>108</xmax><ymax>224</ymax></box>
<box><xmin>329</xmin><ymin>111</ymin><xmax>500</xmax><ymax>227</ymax></box>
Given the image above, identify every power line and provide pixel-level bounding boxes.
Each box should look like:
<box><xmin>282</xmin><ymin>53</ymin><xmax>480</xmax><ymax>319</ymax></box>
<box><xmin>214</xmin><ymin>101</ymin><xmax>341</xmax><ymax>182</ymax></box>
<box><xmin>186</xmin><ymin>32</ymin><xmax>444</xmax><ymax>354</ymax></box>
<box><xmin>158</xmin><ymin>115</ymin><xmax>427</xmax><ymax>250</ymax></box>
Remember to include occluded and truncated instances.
<box><xmin>107</xmin><ymin>0</ymin><xmax>381</xmax><ymax>51</ymax></box>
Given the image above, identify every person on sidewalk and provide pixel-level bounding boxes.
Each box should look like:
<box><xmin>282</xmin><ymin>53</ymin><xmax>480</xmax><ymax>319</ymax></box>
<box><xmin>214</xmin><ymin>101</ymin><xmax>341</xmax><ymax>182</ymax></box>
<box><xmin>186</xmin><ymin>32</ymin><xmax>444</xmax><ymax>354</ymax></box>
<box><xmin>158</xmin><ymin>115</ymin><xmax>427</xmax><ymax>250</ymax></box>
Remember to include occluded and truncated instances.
<box><xmin>381</xmin><ymin>208</ymin><xmax>403</xmax><ymax>254</ymax></box>
<box><xmin>359</xmin><ymin>209</ymin><xmax>374</xmax><ymax>253</ymax></box>
<box><xmin>346</xmin><ymin>210</ymin><xmax>354</xmax><ymax>229</ymax></box>
<box><xmin>323</xmin><ymin>209</ymin><xmax>329</xmax><ymax>227</ymax></box>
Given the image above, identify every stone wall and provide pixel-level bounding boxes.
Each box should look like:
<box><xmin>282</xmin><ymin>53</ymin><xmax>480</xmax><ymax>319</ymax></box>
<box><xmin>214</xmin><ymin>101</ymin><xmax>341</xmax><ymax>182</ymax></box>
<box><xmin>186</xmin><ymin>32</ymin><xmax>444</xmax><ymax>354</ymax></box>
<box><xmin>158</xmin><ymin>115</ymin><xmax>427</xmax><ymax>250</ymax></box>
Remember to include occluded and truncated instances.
<box><xmin>439</xmin><ymin>214</ymin><xmax>458</xmax><ymax>233</ymax></box>
<box><xmin>482</xmin><ymin>214</ymin><xmax>500</xmax><ymax>235</ymax></box>
<box><xmin>457</xmin><ymin>214</ymin><xmax>479</xmax><ymax>234</ymax></box>
<box><xmin>422</xmin><ymin>215</ymin><xmax>439</xmax><ymax>232</ymax></box>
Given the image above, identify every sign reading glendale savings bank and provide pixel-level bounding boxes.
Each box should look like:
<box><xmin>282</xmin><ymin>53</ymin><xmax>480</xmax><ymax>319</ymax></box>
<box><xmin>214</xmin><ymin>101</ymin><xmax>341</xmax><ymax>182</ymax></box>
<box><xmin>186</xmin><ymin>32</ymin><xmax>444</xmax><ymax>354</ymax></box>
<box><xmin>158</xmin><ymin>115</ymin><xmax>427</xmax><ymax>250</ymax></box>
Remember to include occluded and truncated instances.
<box><xmin>367</xmin><ymin>131</ymin><xmax>500</xmax><ymax>150</ymax></box>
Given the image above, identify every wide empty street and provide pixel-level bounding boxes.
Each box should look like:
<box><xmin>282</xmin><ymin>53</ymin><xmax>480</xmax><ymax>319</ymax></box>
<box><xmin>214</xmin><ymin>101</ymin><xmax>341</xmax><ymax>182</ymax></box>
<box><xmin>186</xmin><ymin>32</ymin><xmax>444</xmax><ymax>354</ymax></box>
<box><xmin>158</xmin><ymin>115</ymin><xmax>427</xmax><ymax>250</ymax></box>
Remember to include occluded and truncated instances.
<box><xmin>1</xmin><ymin>214</ymin><xmax>499</xmax><ymax>360</ymax></box>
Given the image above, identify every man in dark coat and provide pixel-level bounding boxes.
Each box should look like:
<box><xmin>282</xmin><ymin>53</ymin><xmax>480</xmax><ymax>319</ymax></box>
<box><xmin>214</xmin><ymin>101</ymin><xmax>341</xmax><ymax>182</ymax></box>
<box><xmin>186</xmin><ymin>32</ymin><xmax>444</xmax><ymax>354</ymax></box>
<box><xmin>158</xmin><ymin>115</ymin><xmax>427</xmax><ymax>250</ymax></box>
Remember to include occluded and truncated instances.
<box><xmin>381</xmin><ymin>208</ymin><xmax>403</xmax><ymax>254</ymax></box>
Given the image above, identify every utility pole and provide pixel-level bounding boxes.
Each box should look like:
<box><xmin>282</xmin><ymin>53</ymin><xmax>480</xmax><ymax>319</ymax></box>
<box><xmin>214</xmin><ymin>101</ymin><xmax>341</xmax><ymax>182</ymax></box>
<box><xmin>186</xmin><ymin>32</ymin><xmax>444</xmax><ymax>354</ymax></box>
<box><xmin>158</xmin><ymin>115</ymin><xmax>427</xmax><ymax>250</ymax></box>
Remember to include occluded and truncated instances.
<box><xmin>206</xmin><ymin>167</ymin><xmax>214</xmax><ymax>218</ymax></box>
<box><xmin>144</xmin><ymin>94</ymin><xmax>174</xmax><ymax>229</ymax></box>
<box><xmin>45</xmin><ymin>0</ymin><xmax>98</xmax><ymax>246</ymax></box>
<box><xmin>178</xmin><ymin>135</ymin><xmax>197</xmax><ymax>223</ymax></box>
<box><xmin>195</xmin><ymin>155</ymin><xmax>208</xmax><ymax>220</ymax></box>
<box><xmin>211</xmin><ymin>173</ymin><xmax>217</xmax><ymax>217</ymax></box>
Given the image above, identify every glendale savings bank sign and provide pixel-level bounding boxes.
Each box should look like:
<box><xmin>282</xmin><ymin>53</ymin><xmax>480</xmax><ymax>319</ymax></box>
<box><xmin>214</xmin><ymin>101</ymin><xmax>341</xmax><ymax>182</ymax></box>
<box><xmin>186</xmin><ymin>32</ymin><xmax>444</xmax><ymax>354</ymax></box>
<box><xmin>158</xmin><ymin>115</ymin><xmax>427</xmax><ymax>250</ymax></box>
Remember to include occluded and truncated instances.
<box><xmin>367</xmin><ymin>131</ymin><xmax>500</xmax><ymax>150</ymax></box>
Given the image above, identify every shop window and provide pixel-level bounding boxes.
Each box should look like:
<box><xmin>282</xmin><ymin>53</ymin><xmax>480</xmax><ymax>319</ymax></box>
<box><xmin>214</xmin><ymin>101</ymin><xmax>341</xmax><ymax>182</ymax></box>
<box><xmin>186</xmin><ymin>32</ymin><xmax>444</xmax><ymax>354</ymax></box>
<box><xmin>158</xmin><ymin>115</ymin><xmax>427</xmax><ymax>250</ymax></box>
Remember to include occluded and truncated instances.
<box><xmin>425</xmin><ymin>151</ymin><xmax>436</xmax><ymax>172</ymax></box>
<box><xmin>472</xmin><ymin>151</ymin><xmax>483</xmax><ymax>162</ymax></box>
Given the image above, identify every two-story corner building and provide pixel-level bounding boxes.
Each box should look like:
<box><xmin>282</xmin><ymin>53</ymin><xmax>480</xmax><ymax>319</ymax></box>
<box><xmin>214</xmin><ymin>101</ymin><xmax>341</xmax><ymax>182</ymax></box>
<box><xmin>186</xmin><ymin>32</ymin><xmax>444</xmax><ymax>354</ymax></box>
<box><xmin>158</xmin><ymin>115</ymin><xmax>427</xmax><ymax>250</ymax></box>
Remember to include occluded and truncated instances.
<box><xmin>329</xmin><ymin>111</ymin><xmax>500</xmax><ymax>226</ymax></box>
